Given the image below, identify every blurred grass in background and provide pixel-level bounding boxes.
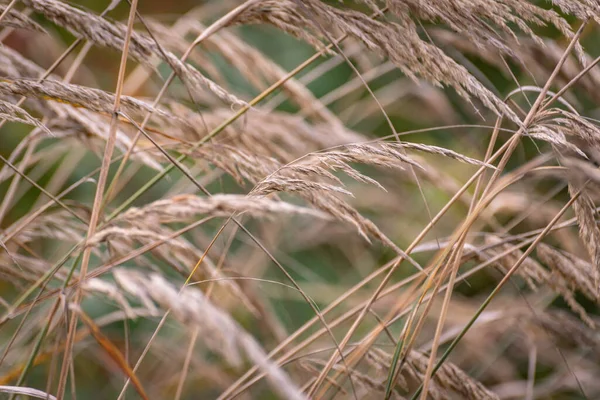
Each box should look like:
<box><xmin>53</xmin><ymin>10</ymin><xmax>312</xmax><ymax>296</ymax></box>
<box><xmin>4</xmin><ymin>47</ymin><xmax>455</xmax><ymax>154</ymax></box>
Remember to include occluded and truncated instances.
<box><xmin>1</xmin><ymin>1</ymin><xmax>600</xmax><ymax>399</ymax></box>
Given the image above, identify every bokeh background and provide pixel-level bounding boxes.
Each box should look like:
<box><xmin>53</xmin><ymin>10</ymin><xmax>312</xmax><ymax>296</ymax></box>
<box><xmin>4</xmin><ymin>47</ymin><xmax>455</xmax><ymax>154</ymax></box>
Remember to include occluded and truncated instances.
<box><xmin>1</xmin><ymin>1</ymin><xmax>600</xmax><ymax>399</ymax></box>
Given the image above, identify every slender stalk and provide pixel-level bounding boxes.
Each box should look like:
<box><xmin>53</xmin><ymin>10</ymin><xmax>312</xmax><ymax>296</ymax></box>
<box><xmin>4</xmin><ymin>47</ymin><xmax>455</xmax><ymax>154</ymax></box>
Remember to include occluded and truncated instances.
<box><xmin>55</xmin><ymin>1</ymin><xmax>140</xmax><ymax>398</ymax></box>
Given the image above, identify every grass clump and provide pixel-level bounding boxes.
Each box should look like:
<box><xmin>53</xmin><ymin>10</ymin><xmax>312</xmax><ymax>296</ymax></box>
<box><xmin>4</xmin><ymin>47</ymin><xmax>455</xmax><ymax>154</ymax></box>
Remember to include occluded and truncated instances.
<box><xmin>0</xmin><ymin>0</ymin><xmax>599</xmax><ymax>399</ymax></box>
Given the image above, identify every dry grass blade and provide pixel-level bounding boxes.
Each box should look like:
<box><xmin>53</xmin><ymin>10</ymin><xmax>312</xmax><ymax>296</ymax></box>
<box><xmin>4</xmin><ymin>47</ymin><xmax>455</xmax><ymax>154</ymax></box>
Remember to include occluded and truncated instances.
<box><xmin>388</xmin><ymin>0</ymin><xmax>579</xmax><ymax>60</ymax></box>
<box><xmin>528</xmin><ymin>310</ymin><xmax>600</xmax><ymax>352</ymax></box>
<box><xmin>0</xmin><ymin>99</ymin><xmax>52</xmax><ymax>135</ymax></box>
<box><xmin>76</xmin><ymin>308</ymin><xmax>149</xmax><ymax>400</ymax></box>
<box><xmin>54</xmin><ymin>1</ymin><xmax>140</xmax><ymax>398</ymax></box>
<box><xmin>168</xmin><ymin>105</ymin><xmax>364</xmax><ymax>160</ymax></box>
<box><xmin>0</xmin><ymin>46</ymin><xmax>160</xmax><ymax>169</ymax></box>
<box><xmin>114</xmin><ymin>270</ymin><xmax>306</xmax><ymax>400</ymax></box>
<box><xmin>407</xmin><ymin>350</ymin><xmax>499</xmax><ymax>400</ymax></box>
<box><xmin>0</xmin><ymin>45</ymin><xmax>47</xmax><ymax>80</ymax></box>
<box><xmin>397</xmin><ymin>142</ymin><xmax>496</xmax><ymax>167</ymax></box>
<box><xmin>17</xmin><ymin>0</ymin><xmax>245</xmax><ymax>106</ymax></box>
<box><xmin>249</xmin><ymin>140</ymin><xmax>488</xmax><ymax>252</ymax></box>
<box><xmin>236</xmin><ymin>0</ymin><xmax>520</xmax><ymax>122</ymax></box>
<box><xmin>12</xmin><ymin>0</ymin><xmax>153</xmax><ymax>58</ymax></box>
<box><xmin>0</xmin><ymin>78</ymin><xmax>181</xmax><ymax>122</ymax></box>
<box><xmin>0</xmin><ymin>385</ymin><xmax>57</xmax><ymax>400</ymax></box>
<box><xmin>481</xmin><ymin>235</ymin><xmax>594</xmax><ymax>326</ymax></box>
<box><xmin>555</xmin><ymin>116</ymin><xmax>600</xmax><ymax>295</ymax></box>
<box><xmin>551</xmin><ymin>1</ymin><xmax>600</xmax><ymax>24</ymax></box>
<box><xmin>0</xmin><ymin>5</ymin><xmax>45</xmax><ymax>32</ymax></box>
<box><xmin>114</xmin><ymin>193</ymin><xmax>331</xmax><ymax>224</ymax></box>
<box><xmin>372</xmin><ymin>348</ymin><xmax>499</xmax><ymax>400</ymax></box>
<box><xmin>233</xmin><ymin>0</ymin><xmax>329</xmax><ymax>52</ymax></box>
<box><xmin>482</xmin><ymin>235</ymin><xmax>548</xmax><ymax>290</ymax></box>
<box><xmin>83</xmin><ymin>279</ymin><xmax>136</xmax><ymax>318</ymax></box>
<box><xmin>568</xmin><ymin>181</ymin><xmax>600</xmax><ymax>294</ymax></box>
<box><xmin>563</xmin><ymin>158</ymin><xmax>600</xmax><ymax>184</ymax></box>
<box><xmin>529</xmin><ymin>109</ymin><xmax>600</xmax><ymax>157</ymax></box>
<box><xmin>14</xmin><ymin>209</ymin><xmax>84</xmax><ymax>245</ymax></box>
<box><xmin>536</xmin><ymin>243</ymin><xmax>598</xmax><ymax>303</ymax></box>
<box><xmin>251</xmin><ymin>177</ymin><xmax>400</xmax><ymax>254</ymax></box>
<box><xmin>186</xmin><ymin>144</ymin><xmax>281</xmax><ymax>185</ymax></box>
<box><xmin>250</xmin><ymin>141</ymin><xmax>492</xmax><ymax>194</ymax></box>
<box><xmin>187</xmin><ymin>19</ymin><xmax>340</xmax><ymax>124</ymax></box>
